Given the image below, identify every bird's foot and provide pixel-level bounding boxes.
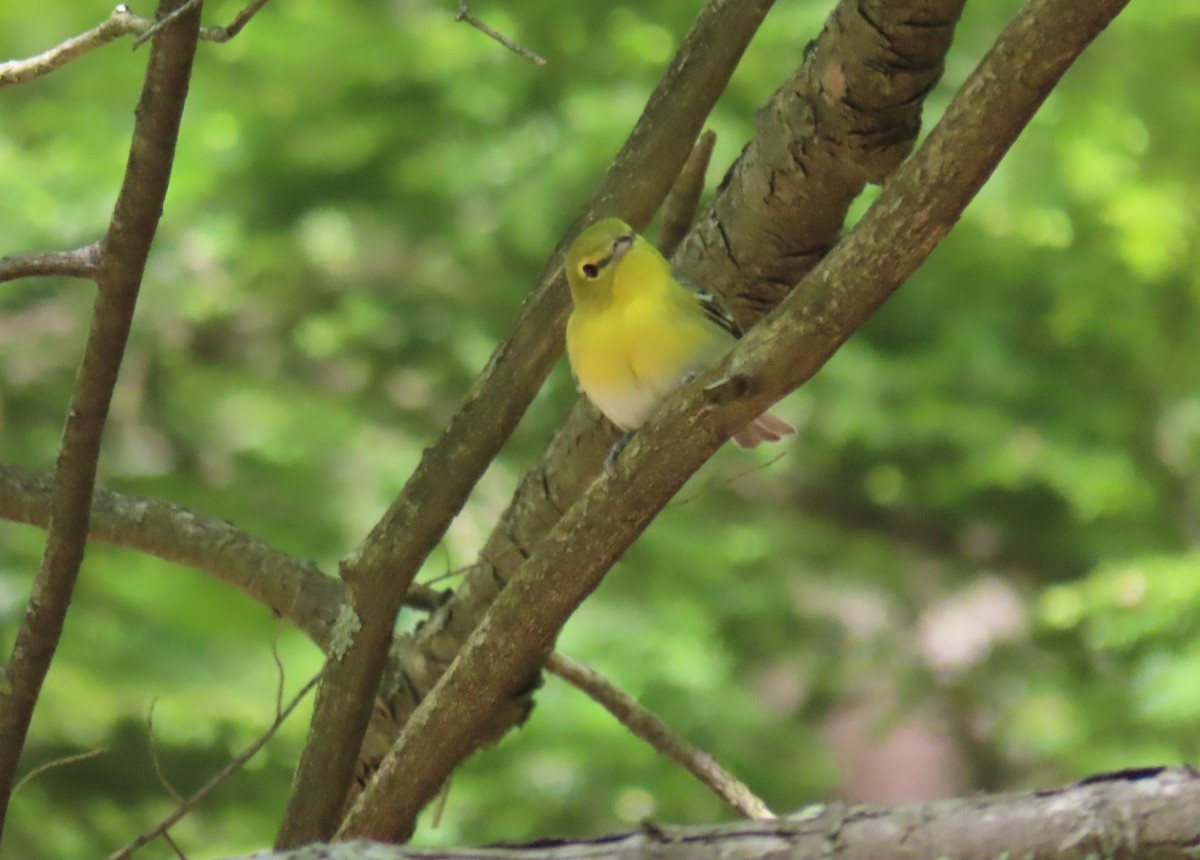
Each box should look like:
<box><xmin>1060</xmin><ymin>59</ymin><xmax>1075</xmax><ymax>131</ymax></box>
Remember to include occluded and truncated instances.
<box><xmin>604</xmin><ymin>431</ymin><xmax>634</xmax><ymax>475</ymax></box>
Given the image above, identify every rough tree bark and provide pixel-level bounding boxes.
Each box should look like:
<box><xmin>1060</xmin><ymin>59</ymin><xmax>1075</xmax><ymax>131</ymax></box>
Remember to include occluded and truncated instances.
<box><xmin>243</xmin><ymin>769</ymin><xmax>1200</xmax><ymax>860</ymax></box>
<box><xmin>356</xmin><ymin>0</ymin><xmax>968</xmax><ymax>817</ymax></box>
<box><xmin>0</xmin><ymin>0</ymin><xmax>1162</xmax><ymax>851</ymax></box>
<box><xmin>276</xmin><ymin>0</ymin><xmax>778</xmax><ymax>845</ymax></box>
<box><xmin>335</xmin><ymin>0</ymin><xmax>1130</xmax><ymax>840</ymax></box>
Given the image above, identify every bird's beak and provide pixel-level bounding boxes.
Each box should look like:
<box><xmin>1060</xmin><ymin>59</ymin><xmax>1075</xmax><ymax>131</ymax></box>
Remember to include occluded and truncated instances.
<box><xmin>610</xmin><ymin>234</ymin><xmax>634</xmax><ymax>264</ymax></box>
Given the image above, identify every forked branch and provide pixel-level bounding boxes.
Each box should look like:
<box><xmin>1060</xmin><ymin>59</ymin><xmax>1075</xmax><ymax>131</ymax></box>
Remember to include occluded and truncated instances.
<box><xmin>0</xmin><ymin>0</ymin><xmax>203</xmax><ymax>836</ymax></box>
<box><xmin>337</xmin><ymin>0</ymin><xmax>1131</xmax><ymax>840</ymax></box>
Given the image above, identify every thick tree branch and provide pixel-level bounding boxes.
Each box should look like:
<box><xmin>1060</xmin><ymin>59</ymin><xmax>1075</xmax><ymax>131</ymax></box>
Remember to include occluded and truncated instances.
<box><xmin>0</xmin><ymin>462</ymin><xmax>342</xmax><ymax>649</ymax></box>
<box><xmin>358</xmin><ymin>0</ymin><xmax>965</xmax><ymax>819</ymax></box>
<box><xmin>337</xmin><ymin>0</ymin><xmax>1129</xmax><ymax>840</ymax></box>
<box><xmin>0</xmin><ymin>463</ymin><xmax>457</xmax><ymax>647</ymax></box>
<box><xmin>0</xmin><ymin>243</ymin><xmax>101</xmax><ymax>283</ymax></box>
<box><xmin>249</xmin><ymin>768</ymin><xmax>1200</xmax><ymax>860</ymax></box>
<box><xmin>0</xmin><ymin>0</ymin><xmax>201</xmax><ymax>837</ymax></box>
<box><xmin>276</xmin><ymin>0</ymin><xmax>778</xmax><ymax>845</ymax></box>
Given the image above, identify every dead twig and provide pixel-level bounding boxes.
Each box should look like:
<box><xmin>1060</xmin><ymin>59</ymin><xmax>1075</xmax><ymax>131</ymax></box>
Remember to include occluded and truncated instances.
<box><xmin>131</xmin><ymin>0</ymin><xmax>205</xmax><ymax>48</ymax></box>
<box><xmin>147</xmin><ymin>699</ymin><xmax>184</xmax><ymax>804</ymax></box>
<box><xmin>0</xmin><ymin>0</ymin><xmax>270</xmax><ymax>85</ymax></box>
<box><xmin>106</xmin><ymin>670</ymin><xmax>323</xmax><ymax>860</ymax></box>
<box><xmin>455</xmin><ymin>0</ymin><xmax>546</xmax><ymax>67</ymax></box>
<box><xmin>547</xmin><ymin>653</ymin><xmax>774</xmax><ymax>820</ymax></box>
<box><xmin>133</xmin><ymin>0</ymin><xmax>272</xmax><ymax>49</ymax></box>
<box><xmin>0</xmin><ymin>7</ymin><xmax>144</xmax><ymax>86</ymax></box>
<box><xmin>10</xmin><ymin>747</ymin><xmax>108</xmax><ymax>797</ymax></box>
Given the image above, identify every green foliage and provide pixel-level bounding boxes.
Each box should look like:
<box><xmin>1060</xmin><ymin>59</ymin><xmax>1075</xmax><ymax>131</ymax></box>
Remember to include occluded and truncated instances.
<box><xmin>2</xmin><ymin>0</ymin><xmax>1199</xmax><ymax>857</ymax></box>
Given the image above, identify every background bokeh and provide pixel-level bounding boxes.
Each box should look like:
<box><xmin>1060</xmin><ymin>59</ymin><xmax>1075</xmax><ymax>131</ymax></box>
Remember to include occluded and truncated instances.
<box><xmin>1</xmin><ymin>0</ymin><xmax>1199</xmax><ymax>857</ymax></box>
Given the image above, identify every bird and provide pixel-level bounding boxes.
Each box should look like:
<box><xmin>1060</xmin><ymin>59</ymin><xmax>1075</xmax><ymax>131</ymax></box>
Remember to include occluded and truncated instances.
<box><xmin>564</xmin><ymin>217</ymin><xmax>794</xmax><ymax>460</ymax></box>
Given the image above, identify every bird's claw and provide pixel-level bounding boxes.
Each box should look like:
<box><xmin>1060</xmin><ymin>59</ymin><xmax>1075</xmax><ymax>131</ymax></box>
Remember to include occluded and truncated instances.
<box><xmin>604</xmin><ymin>432</ymin><xmax>633</xmax><ymax>475</ymax></box>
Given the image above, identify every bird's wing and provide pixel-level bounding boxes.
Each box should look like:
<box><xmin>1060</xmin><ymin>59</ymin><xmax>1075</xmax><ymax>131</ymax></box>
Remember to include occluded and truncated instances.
<box><xmin>678</xmin><ymin>276</ymin><xmax>743</xmax><ymax>339</ymax></box>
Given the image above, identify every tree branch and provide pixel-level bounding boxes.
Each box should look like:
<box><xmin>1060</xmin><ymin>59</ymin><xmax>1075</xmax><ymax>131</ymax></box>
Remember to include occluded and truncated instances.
<box><xmin>546</xmin><ymin>653</ymin><xmax>773</xmax><ymax>821</ymax></box>
<box><xmin>0</xmin><ymin>0</ymin><xmax>202</xmax><ymax>837</ymax></box>
<box><xmin>657</xmin><ymin>130</ymin><xmax>716</xmax><ymax>258</ymax></box>
<box><xmin>276</xmin><ymin>0</ymin><xmax>778</xmax><ymax>845</ymax></box>
<box><xmin>132</xmin><ymin>0</ymin><xmax>272</xmax><ymax>49</ymax></box>
<box><xmin>357</xmin><ymin>0</ymin><xmax>966</xmax><ymax>821</ymax></box>
<box><xmin>454</xmin><ymin>1</ymin><xmax>546</xmax><ymax>67</ymax></box>
<box><xmin>337</xmin><ymin>0</ymin><xmax>1129</xmax><ymax>840</ymax></box>
<box><xmin>0</xmin><ymin>6</ymin><xmax>147</xmax><ymax>87</ymax></box>
<box><xmin>0</xmin><ymin>243</ymin><xmax>101</xmax><ymax>283</ymax></box>
<box><xmin>249</xmin><ymin>768</ymin><xmax>1200</xmax><ymax>860</ymax></box>
<box><xmin>0</xmin><ymin>0</ymin><xmax>268</xmax><ymax>87</ymax></box>
<box><xmin>106</xmin><ymin>670</ymin><xmax>322</xmax><ymax>860</ymax></box>
<box><xmin>0</xmin><ymin>462</ymin><xmax>458</xmax><ymax>650</ymax></box>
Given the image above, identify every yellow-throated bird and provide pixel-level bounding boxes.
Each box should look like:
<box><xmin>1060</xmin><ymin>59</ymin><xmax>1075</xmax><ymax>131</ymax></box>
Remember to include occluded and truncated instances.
<box><xmin>565</xmin><ymin>218</ymin><xmax>794</xmax><ymax>455</ymax></box>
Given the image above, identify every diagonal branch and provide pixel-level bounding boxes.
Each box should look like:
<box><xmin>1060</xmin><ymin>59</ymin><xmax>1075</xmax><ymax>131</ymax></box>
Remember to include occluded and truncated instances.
<box><xmin>0</xmin><ymin>6</ymin><xmax>147</xmax><ymax>87</ymax></box>
<box><xmin>0</xmin><ymin>0</ymin><xmax>202</xmax><ymax>836</ymax></box>
<box><xmin>546</xmin><ymin>654</ymin><xmax>773</xmax><ymax>821</ymax></box>
<box><xmin>0</xmin><ymin>462</ymin><xmax>456</xmax><ymax>650</ymax></box>
<box><xmin>106</xmin><ymin>670</ymin><xmax>323</xmax><ymax>860</ymax></box>
<box><xmin>276</xmin><ymin>0</ymin><xmax>778</xmax><ymax>845</ymax></box>
<box><xmin>454</xmin><ymin>0</ymin><xmax>546</xmax><ymax>67</ymax></box>
<box><xmin>0</xmin><ymin>243</ymin><xmax>101</xmax><ymax>284</ymax></box>
<box><xmin>359</xmin><ymin>0</ymin><xmax>965</xmax><ymax>815</ymax></box>
<box><xmin>337</xmin><ymin>0</ymin><xmax>1131</xmax><ymax>840</ymax></box>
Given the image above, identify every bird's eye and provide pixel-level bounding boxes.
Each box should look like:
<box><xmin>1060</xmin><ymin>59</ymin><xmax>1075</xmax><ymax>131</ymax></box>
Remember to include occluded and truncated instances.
<box><xmin>581</xmin><ymin>263</ymin><xmax>599</xmax><ymax>279</ymax></box>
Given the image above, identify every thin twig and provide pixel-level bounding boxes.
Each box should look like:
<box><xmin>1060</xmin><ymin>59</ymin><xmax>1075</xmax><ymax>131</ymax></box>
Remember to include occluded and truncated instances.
<box><xmin>133</xmin><ymin>0</ymin><xmax>272</xmax><ymax>48</ymax></box>
<box><xmin>207</xmin><ymin>0</ymin><xmax>272</xmax><ymax>42</ymax></box>
<box><xmin>132</xmin><ymin>0</ymin><xmax>204</xmax><ymax>48</ymax></box>
<box><xmin>159</xmin><ymin>831</ymin><xmax>187</xmax><ymax>860</ymax></box>
<box><xmin>547</xmin><ymin>653</ymin><xmax>774</xmax><ymax>820</ymax></box>
<box><xmin>454</xmin><ymin>1</ymin><xmax>546</xmax><ymax>66</ymax></box>
<box><xmin>665</xmin><ymin>450</ymin><xmax>787</xmax><ymax>511</ymax></box>
<box><xmin>658</xmin><ymin>130</ymin><xmax>716</xmax><ymax>258</ymax></box>
<box><xmin>106</xmin><ymin>670</ymin><xmax>323</xmax><ymax>860</ymax></box>
<box><xmin>10</xmin><ymin>747</ymin><xmax>107</xmax><ymax>796</ymax></box>
<box><xmin>147</xmin><ymin>699</ymin><xmax>184</xmax><ymax>804</ymax></box>
<box><xmin>0</xmin><ymin>7</ymin><xmax>144</xmax><ymax>86</ymax></box>
<box><xmin>0</xmin><ymin>243</ymin><xmax>101</xmax><ymax>283</ymax></box>
<box><xmin>0</xmin><ymin>0</ymin><xmax>204</xmax><ymax>838</ymax></box>
<box><xmin>272</xmin><ymin>625</ymin><xmax>287</xmax><ymax>718</ymax></box>
<box><xmin>0</xmin><ymin>0</ymin><xmax>269</xmax><ymax>85</ymax></box>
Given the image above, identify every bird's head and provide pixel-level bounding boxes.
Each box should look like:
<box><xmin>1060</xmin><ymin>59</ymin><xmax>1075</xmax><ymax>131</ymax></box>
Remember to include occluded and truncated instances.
<box><xmin>565</xmin><ymin>218</ymin><xmax>637</xmax><ymax>301</ymax></box>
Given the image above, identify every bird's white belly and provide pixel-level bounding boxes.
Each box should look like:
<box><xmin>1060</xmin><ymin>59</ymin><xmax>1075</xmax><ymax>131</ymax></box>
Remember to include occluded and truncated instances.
<box><xmin>584</xmin><ymin>380</ymin><xmax>668</xmax><ymax>431</ymax></box>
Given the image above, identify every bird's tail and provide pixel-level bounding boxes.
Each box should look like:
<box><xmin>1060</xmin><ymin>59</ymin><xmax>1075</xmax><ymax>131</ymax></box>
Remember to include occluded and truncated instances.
<box><xmin>732</xmin><ymin>411</ymin><xmax>796</xmax><ymax>449</ymax></box>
